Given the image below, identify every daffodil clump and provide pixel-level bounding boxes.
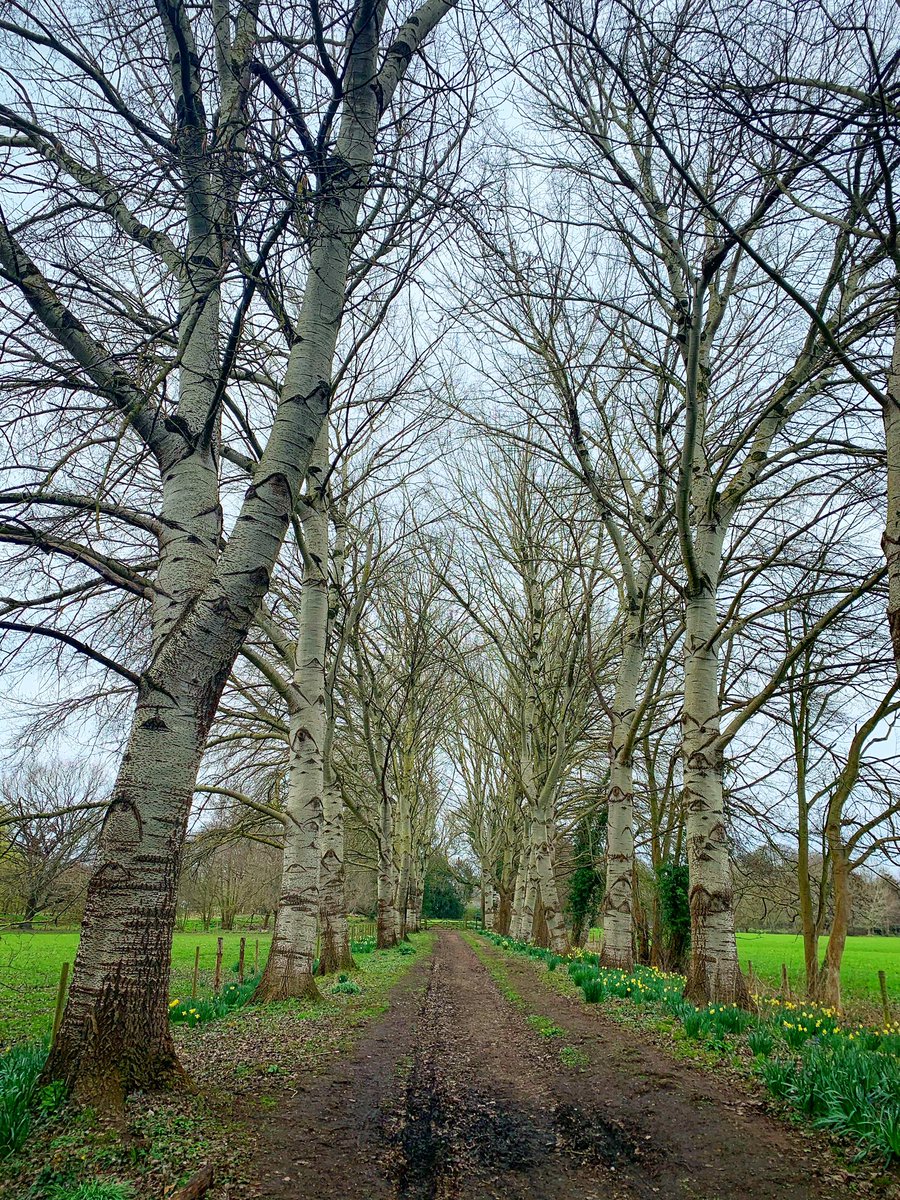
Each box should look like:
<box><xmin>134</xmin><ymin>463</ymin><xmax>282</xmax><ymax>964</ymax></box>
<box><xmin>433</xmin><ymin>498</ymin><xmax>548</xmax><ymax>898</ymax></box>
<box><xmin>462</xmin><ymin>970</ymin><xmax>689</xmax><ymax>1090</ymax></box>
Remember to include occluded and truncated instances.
<box><xmin>0</xmin><ymin>1041</ymin><xmax>48</xmax><ymax>1157</ymax></box>
<box><xmin>752</xmin><ymin>994</ymin><xmax>900</xmax><ymax>1055</ymax></box>
<box><xmin>481</xmin><ymin>928</ymin><xmax>900</xmax><ymax>1161</ymax></box>
<box><xmin>168</xmin><ymin>974</ymin><xmax>261</xmax><ymax>1028</ymax></box>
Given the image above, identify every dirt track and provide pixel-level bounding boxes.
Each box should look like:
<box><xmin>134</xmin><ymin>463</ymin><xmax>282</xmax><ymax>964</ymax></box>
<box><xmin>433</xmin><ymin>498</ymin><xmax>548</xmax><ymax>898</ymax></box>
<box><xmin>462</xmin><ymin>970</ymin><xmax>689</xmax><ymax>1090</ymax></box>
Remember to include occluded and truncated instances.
<box><xmin>242</xmin><ymin>931</ymin><xmax>880</xmax><ymax>1200</ymax></box>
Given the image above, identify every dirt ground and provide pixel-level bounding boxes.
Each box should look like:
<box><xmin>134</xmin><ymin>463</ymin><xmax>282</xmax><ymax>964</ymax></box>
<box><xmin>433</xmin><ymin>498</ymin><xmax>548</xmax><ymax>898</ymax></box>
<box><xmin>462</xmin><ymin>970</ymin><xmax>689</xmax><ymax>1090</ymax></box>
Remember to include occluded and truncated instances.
<box><xmin>237</xmin><ymin>931</ymin><xmax>894</xmax><ymax>1200</ymax></box>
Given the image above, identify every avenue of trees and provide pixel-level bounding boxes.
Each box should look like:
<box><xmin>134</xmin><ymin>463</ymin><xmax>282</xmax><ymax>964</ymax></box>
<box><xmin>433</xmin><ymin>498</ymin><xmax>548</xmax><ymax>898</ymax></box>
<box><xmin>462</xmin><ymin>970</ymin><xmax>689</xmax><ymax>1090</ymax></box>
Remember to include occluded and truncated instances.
<box><xmin>0</xmin><ymin>0</ymin><xmax>897</xmax><ymax>1112</ymax></box>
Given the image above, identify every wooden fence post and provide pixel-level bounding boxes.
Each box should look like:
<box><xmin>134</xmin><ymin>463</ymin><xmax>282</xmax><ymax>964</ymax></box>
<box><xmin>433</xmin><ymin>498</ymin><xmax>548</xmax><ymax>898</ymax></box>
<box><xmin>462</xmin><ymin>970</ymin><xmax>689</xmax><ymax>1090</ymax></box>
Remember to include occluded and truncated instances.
<box><xmin>879</xmin><ymin>970</ymin><xmax>891</xmax><ymax>1025</ymax></box>
<box><xmin>214</xmin><ymin>937</ymin><xmax>223</xmax><ymax>993</ymax></box>
<box><xmin>238</xmin><ymin>937</ymin><xmax>246</xmax><ymax>984</ymax></box>
<box><xmin>192</xmin><ymin>945</ymin><xmax>200</xmax><ymax>998</ymax></box>
<box><xmin>254</xmin><ymin>939</ymin><xmax>259</xmax><ymax>973</ymax></box>
<box><xmin>781</xmin><ymin>962</ymin><xmax>789</xmax><ymax>997</ymax></box>
<box><xmin>51</xmin><ymin>961</ymin><xmax>69</xmax><ymax>1045</ymax></box>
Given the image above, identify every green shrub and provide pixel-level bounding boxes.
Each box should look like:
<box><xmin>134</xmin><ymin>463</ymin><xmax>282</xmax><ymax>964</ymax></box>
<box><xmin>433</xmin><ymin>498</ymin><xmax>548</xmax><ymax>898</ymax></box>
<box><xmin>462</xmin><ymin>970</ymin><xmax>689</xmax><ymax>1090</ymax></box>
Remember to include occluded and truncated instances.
<box><xmin>397</xmin><ymin>943</ymin><xmax>417</xmax><ymax>956</ymax></box>
<box><xmin>0</xmin><ymin>1041</ymin><xmax>48</xmax><ymax>1157</ymax></box>
<box><xmin>755</xmin><ymin>1041</ymin><xmax>900</xmax><ymax>1160</ymax></box>
<box><xmin>655</xmin><ymin>861</ymin><xmax>690</xmax><ymax>970</ymax></box>
<box><xmin>871</xmin><ymin>1108</ymin><xmax>900</xmax><ymax>1159</ymax></box>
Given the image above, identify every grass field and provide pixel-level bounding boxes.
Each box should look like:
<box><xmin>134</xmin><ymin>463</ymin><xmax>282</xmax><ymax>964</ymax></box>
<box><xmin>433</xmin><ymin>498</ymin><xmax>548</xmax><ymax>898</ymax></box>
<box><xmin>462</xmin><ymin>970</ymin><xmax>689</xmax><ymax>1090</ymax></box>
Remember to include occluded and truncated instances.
<box><xmin>736</xmin><ymin>932</ymin><xmax>899</xmax><ymax>1008</ymax></box>
<box><xmin>581</xmin><ymin>927</ymin><xmax>900</xmax><ymax>1012</ymax></box>
<box><xmin>5</xmin><ymin>926</ymin><xmax>897</xmax><ymax>1046</ymax></box>
<box><xmin>0</xmin><ymin>929</ymin><xmax>275</xmax><ymax>1046</ymax></box>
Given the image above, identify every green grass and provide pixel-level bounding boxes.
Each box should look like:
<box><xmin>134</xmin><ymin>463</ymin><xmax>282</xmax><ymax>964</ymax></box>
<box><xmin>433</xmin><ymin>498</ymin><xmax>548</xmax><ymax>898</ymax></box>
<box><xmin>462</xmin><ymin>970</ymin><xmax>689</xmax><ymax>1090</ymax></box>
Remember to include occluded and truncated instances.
<box><xmin>0</xmin><ymin>929</ymin><xmax>275</xmax><ymax>1046</ymax></box>
<box><xmin>584</xmin><ymin>928</ymin><xmax>900</xmax><ymax>1009</ymax></box>
<box><xmin>0</xmin><ymin>920</ymin><xmax>393</xmax><ymax>1045</ymax></box>
<box><xmin>41</xmin><ymin>1183</ymin><xmax>134</xmax><ymax>1200</ymax></box>
<box><xmin>735</xmin><ymin>933</ymin><xmax>900</xmax><ymax>1007</ymax></box>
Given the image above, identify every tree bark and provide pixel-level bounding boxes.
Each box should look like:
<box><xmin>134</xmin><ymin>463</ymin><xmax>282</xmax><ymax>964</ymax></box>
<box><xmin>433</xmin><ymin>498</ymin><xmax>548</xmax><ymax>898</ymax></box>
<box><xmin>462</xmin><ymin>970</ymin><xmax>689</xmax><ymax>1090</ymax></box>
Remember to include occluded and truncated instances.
<box><xmin>376</xmin><ymin>797</ymin><xmax>400</xmax><ymax>948</ymax></box>
<box><xmin>520</xmin><ymin>847</ymin><xmax>538</xmax><ymax>943</ymax></box>
<box><xmin>255</xmin><ymin>432</ymin><xmax>330</xmax><ymax>1002</ymax></box>
<box><xmin>496</xmin><ymin>883</ymin><xmax>513</xmax><ymax>935</ymax></box>
<box><xmin>509</xmin><ymin>855</ymin><xmax>527</xmax><ymax>940</ymax></box>
<box><xmin>44</xmin><ymin>684</ymin><xmax>206</xmax><ymax>1106</ymax></box>
<box><xmin>317</xmin><ymin>770</ymin><xmax>354</xmax><ymax>974</ymax></box>
<box><xmin>600</xmin><ymin>631</ymin><xmax>641</xmax><ymax>969</ymax></box>
<box><xmin>820</xmin><ymin>834</ymin><xmax>850</xmax><ymax>1011</ymax></box>
<box><xmin>682</xmin><ymin>569</ymin><xmax>749</xmax><ymax>1007</ymax></box>
<box><xmin>530</xmin><ymin>807</ymin><xmax>568</xmax><ymax>953</ymax></box>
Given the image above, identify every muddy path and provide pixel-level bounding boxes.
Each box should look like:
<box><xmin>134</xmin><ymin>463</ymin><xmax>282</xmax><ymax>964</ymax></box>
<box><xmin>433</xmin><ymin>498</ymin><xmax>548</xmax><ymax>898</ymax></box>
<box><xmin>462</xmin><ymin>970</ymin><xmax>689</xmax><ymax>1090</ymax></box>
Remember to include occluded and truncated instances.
<box><xmin>242</xmin><ymin>931</ymin><xmax>879</xmax><ymax>1200</ymax></box>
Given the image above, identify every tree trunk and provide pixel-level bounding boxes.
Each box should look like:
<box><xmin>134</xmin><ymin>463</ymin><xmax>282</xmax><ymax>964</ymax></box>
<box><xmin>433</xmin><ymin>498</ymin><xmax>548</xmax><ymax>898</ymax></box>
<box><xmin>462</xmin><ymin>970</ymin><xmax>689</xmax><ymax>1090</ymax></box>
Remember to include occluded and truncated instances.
<box><xmin>600</xmin><ymin>632</ymin><xmax>641</xmax><ymax>969</ymax></box>
<box><xmin>883</xmin><ymin>315</ymin><xmax>900</xmax><ymax>674</ymax></box>
<box><xmin>412</xmin><ymin>874</ymin><xmax>424</xmax><ymax>932</ymax></box>
<box><xmin>509</xmin><ymin>857</ymin><xmax>527</xmax><ymax>940</ymax></box>
<box><xmin>317</xmin><ymin>771</ymin><xmax>354</xmax><ymax>975</ymax></box>
<box><xmin>43</xmin><ymin>686</ymin><xmax>205</xmax><ymax>1107</ymax></box>
<box><xmin>254</xmin><ymin>430</ymin><xmax>332</xmax><ymax>1003</ymax></box>
<box><xmin>520</xmin><ymin>848</ymin><xmax>538</xmax><ymax>943</ymax></box>
<box><xmin>530</xmin><ymin>808</ymin><xmax>568</xmax><ymax>953</ymax></box>
<box><xmin>37</xmin><ymin>0</ymin><xmax>459</xmax><ymax>1107</ymax></box>
<box><xmin>682</xmin><ymin>580</ymin><xmax>749</xmax><ymax>1006</ymax></box>
<box><xmin>496</xmin><ymin>884</ymin><xmax>513</xmax><ymax>935</ymax></box>
<box><xmin>820</xmin><ymin>826</ymin><xmax>850</xmax><ymax>1010</ymax></box>
<box><xmin>39</xmin><ymin>98</ymin><xmax>365</xmax><ymax>1101</ymax></box>
<box><xmin>396</xmin><ymin>843</ymin><xmax>412</xmax><ymax>941</ymax></box>
<box><xmin>406</xmin><ymin>875</ymin><xmax>420</xmax><ymax>934</ymax></box>
<box><xmin>796</xmin><ymin>758</ymin><xmax>820</xmax><ymax>998</ymax></box>
<box><xmin>376</xmin><ymin>799</ymin><xmax>399</xmax><ymax>949</ymax></box>
<box><xmin>532</xmin><ymin>893</ymin><xmax>550</xmax><ymax>948</ymax></box>
<box><xmin>632</xmin><ymin>862</ymin><xmax>651</xmax><ymax>964</ymax></box>
<box><xmin>483</xmin><ymin>880</ymin><xmax>498</xmax><ymax>930</ymax></box>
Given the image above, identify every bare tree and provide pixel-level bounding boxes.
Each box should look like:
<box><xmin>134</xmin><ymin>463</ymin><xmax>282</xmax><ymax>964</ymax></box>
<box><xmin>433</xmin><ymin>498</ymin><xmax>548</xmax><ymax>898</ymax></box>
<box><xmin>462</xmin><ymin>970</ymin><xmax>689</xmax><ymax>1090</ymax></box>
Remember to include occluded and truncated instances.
<box><xmin>0</xmin><ymin>762</ymin><xmax>105</xmax><ymax>926</ymax></box>
<box><xmin>0</xmin><ymin>0</ymin><xmax>468</xmax><ymax>1106</ymax></box>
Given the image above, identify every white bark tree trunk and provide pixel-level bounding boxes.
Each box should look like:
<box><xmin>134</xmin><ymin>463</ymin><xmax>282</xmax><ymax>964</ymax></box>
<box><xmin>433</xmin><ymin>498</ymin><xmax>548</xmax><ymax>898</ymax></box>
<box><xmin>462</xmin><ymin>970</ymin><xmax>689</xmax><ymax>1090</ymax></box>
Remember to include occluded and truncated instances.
<box><xmin>510</xmin><ymin>854</ymin><xmax>528</xmax><ymax>940</ymax></box>
<box><xmin>520</xmin><ymin>847</ymin><xmax>538</xmax><ymax>942</ymax></box>
<box><xmin>600</xmin><ymin>631</ymin><xmax>641</xmax><ymax>970</ymax></box>
<box><xmin>530</xmin><ymin>806</ymin><xmax>568</xmax><ymax>953</ymax></box>
<box><xmin>318</xmin><ymin>769</ymin><xmax>354</xmax><ymax>973</ymax></box>
<box><xmin>377</xmin><ymin>797</ymin><xmax>400</xmax><ymax>948</ymax></box>
<box><xmin>682</xmin><ymin>534</ymin><xmax>748</xmax><ymax>1005</ymax></box>
<box><xmin>255</xmin><ymin>430</ymin><xmax>329</xmax><ymax>1002</ymax></box>
<box><xmin>483</xmin><ymin>881</ymin><xmax>497</xmax><ymax>929</ymax></box>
